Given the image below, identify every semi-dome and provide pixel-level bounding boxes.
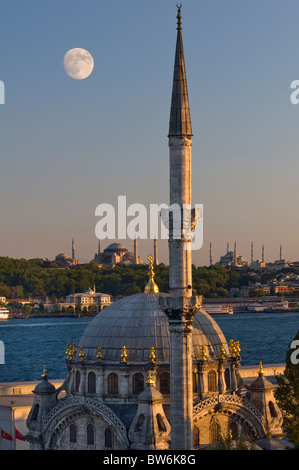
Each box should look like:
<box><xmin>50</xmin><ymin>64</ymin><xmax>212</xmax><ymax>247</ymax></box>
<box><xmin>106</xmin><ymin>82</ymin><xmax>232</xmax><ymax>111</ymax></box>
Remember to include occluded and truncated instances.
<box><xmin>79</xmin><ymin>292</ymin><xmax>229</xmax><ymax>363</ymax></box>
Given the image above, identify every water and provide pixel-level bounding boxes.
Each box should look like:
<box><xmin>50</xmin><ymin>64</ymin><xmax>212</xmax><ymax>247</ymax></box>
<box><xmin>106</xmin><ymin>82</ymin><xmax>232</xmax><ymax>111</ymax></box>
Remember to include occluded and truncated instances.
<box><xmin>0</xmin><ymin>313</ymin><xmax>298</xmax><ymax>383</ymax></box>
<box><xmin>0</xmin><ymin>318</ymin><xmax>90</xmax><ymax>383</ymax></box>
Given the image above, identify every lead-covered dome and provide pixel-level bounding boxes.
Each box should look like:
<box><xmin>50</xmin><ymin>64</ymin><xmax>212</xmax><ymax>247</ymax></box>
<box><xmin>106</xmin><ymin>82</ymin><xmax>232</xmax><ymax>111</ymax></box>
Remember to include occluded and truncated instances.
<box><xmin>79</xmin><ymin>292</ymin><xmax>229</xmax><ymax>363</ymax></box>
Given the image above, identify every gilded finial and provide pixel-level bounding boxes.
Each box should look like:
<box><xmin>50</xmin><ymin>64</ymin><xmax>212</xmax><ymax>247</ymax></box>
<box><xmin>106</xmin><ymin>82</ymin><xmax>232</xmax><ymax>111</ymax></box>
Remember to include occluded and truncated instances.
<box><xmin>258</xmin><ymin>360</ymin><xmax>264</xmax><ymax>375</ymax></box>
<box><xmin>96</xmin><ymin>347</ymin><xmax>103</xmax><ymax>363</ymax></box>
<box><xmin>144</xmin><ymin>255</ymin><xmax>159</xmax><ymax>293</ymax></box>
<box><xmin>70</xmin><ymin>342</ymin><xmax>77</xmax><ymax>359</ymax></box>
<box><xmin>121</xmin><ymin>346</ymin><xmax>128</xmax><ymax>363</ymax></box>
<box><xmin>79</xmin><ymin>346</ymin><xmax>85</xmax><ymax>362</ymax></box>
<box><xmin>149</xmin><ymin>347</ymin><xmax>156</xmax><ymax>364</ymax></box>
<box><xmin>220</xmin><ymin>343</ymin><xmax>226</xmax><ymax>360</ymax></box>
<box><xmin>229</xmin><ymin>340</ymin><xmax>236</xmax><ymax>357</ymax></box>
<box><xmin>200</xmin><ymin>345</ymin><xmax>207</xmax><ymax>361</ymax></box>
<box><xmin>147</xmin><ymin>370</ymin><xmax>155</xmax><ymax>385</ymax></box>
<box><xmin>41</xmin><ymin>364</ymin><xmax>48</xmax><ymax>378</ymax></box>
<box><xmin>235</xmin><ymin>341</ymin><xmax>241</xmax><ymax>358</ymax></box>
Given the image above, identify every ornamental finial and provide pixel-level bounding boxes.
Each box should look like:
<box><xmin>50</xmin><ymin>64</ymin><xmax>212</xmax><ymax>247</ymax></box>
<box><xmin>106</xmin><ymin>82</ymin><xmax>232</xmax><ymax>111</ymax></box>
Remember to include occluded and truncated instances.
<box><xmin>147</xmin><ymin>370</ymin><xmax>155</xmax><ymax>385</ymax></box>
<box><xmin>258</xmin><ymin>360</ymin><xmax>264</xmax><ymax>375</ymax></box>
<box><xmin>144</xmin><ymin>255</ymin><xmax>159</xmax><ymax>293</ymax></box>
<box><xmin>176</xmin><ymin>4</ymin><xmax>182</xmax><ymax>30</ymax></box>
<box><xmin>41</xmin><ymin>364</ymin><xmax>48</xmax><ymax>379</ymax></box>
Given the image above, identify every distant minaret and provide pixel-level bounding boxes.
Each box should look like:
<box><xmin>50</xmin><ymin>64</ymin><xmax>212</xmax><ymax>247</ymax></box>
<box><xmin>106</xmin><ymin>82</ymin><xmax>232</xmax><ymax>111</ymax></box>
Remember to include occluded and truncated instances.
<box><xmin>72</xmin><ymin>237</ymin><xmax>75</xmax><ymax>260</ymax></box>
<box><xmin>227</xmin><ymin>242</ymin><xmax>229</xmax><ymax>253</ymax></box>
<box><xmin>262</xmin><ymin>245</ymin><xmax>265</xmax><ymax>263</ymax></box>
<box><xmin>234</xmin><ymin>241</ymin><xmax>237</xmax><ymax>264</ymax></box>
<box><xmin>154</xmin><ymin>239</ymin><xmax>158</xmax><ymax>265</ymax></box>
<box><xmin>209</xmin><ymin>242</ymin><xmax>213</xmax><ymax>266</ymax></box>
<box><xmin>251</xmin><ymin>241</ymin><xmax>254</xmax><ymax>263</ymax></box>
<box><xmin>134</xmin><ymin>238</ymin><xmax>138</xmax><ymax>264</ymax></box>
<box><xmin>280</xmin><ymin>245</ymin><xmax>282</xmax><ymax>261</ymax></box>
<box><xmin>98</xmin><ymin>240</ymin><xmax>102</xmax><ymax>255</ymax></box>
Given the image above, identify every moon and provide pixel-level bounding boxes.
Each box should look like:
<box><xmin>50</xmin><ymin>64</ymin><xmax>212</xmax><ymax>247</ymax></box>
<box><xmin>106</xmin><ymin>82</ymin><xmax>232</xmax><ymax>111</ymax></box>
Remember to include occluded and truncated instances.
<box><xmin>63</xmin><ymin>48</ymin><xmax>94</xmax><ymax>80</ymax></box>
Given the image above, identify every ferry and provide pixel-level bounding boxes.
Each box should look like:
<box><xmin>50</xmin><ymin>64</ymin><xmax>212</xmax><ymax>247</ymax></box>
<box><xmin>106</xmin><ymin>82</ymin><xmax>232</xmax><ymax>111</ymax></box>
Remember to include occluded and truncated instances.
<box><xmin>247</xmin><ymin>304</ymin><xmax>266</xmax><ymax>312</ymax></box>
<box><xmin>203</xmin><ymin>304</ymin><xmax>234</xmax><ymax>315</ymax></box>
<box><xmin>0</xmin><ymin>306</ymin><xmax>9</xmax><ymax>320</ymax></box>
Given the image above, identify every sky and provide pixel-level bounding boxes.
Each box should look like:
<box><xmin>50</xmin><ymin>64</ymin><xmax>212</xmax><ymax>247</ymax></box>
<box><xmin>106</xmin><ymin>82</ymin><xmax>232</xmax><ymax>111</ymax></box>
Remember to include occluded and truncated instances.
<box><xmin>1</xmin><ymin>0</ymin><xmax>299</xmax><ymax>266</ymax></box>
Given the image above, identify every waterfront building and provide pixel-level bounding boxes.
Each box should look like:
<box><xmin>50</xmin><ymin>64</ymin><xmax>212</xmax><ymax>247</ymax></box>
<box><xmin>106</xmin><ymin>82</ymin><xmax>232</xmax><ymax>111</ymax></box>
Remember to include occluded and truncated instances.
<box><xmin>25</xmin><ymin>6</ymin><xmax>286</xmax><ymax>451</ymax></box>
<box><xmin>65</xmin><ymin>288</ymin><xmax>112</xmax><ymax>313</ymax></box>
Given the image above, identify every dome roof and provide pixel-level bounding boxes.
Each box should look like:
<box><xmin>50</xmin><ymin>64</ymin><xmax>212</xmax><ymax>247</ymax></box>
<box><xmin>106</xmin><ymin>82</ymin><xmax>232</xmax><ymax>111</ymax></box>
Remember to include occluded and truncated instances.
<box><xmin>104</xmin><ymin>242</ymin><xmax>128</xmax><ymax>254</ymax></box>
<box><xmin>56</xmin><ymin>252</ymin><xmax>69</xmax><ymax>260</ymax></box>
<box><xmin>79</xmin><ymin>292</ymin><xmax>229</xmax><ymax>363</ymax></box>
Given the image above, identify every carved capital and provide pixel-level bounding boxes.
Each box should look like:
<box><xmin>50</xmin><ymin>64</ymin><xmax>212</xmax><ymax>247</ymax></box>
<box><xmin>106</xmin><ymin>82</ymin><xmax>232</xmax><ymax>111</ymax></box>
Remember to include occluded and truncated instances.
<box><xmin>168</xmin><ymin>136</ymin><xmax>192</xmax><ymax>148</ymax></box>
<box><xmin>159</xmin><ymin>294</ymin><xmax>202</xmax><ymax>324</ymax></box>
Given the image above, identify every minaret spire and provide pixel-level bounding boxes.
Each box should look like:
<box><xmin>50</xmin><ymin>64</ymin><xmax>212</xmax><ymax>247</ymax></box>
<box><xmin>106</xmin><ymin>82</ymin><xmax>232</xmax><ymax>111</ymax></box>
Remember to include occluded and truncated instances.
<box><xmin>169</xmin><ymin>4</ymin><xmax>192</xmax><ymax>138</ymax></box>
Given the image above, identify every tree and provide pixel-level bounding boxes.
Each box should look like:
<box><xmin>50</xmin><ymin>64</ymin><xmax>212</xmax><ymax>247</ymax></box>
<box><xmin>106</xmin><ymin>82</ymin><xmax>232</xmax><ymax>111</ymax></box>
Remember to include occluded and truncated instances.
<box><xmin>275</xmin><ymin>330</ymin><xmax>299</xmax><ymax>447</ymax></box>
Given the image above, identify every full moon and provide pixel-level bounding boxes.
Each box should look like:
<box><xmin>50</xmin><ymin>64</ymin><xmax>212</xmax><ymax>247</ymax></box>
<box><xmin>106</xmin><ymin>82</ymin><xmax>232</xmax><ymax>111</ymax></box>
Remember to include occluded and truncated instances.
<box><xmin>63</xmin><ymin>48</ymin><xmax>94</xmax><ymax>80</ymax></box>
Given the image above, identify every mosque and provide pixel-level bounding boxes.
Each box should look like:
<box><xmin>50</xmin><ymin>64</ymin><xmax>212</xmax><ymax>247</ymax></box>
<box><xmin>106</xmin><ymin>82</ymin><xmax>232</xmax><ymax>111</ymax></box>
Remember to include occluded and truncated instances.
<box><xmin>26</xmin><ymin>6</ymin><xmax>286</xmax><ymax>450</ymax></box>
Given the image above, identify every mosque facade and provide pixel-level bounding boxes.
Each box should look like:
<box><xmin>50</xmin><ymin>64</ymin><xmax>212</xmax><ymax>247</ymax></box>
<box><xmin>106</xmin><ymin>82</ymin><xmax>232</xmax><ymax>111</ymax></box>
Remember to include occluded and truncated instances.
<box><xmin>26</xmin><ymin>6</ymin><xmax>285</xmax><ymax>450</ymax></box>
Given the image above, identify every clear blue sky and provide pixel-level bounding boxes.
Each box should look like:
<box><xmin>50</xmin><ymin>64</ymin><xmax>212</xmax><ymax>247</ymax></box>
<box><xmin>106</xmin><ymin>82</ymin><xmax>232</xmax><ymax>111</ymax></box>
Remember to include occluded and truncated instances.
<box><xmin>1</xmin><ymin>0</ymin><xmax>299</xmax><ymax>266</ymax></box>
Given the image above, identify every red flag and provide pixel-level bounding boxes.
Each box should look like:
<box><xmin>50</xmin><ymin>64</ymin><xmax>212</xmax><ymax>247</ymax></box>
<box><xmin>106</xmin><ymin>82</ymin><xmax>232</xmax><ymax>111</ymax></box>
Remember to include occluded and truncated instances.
<box><xmin>15</xmin><ymin>428</ymin><xmax>25</xmax><ymax>441</ymax></box>
<box><xmin>1</xmin><ymin>429</ymin><xmax>13</xmax><ymax>441</ymax></box>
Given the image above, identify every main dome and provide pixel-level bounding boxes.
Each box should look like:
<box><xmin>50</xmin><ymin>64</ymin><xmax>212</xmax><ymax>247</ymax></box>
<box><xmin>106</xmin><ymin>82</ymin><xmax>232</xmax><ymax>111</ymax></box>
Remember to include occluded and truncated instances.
<box><xmin>79</xmin><ymin>292</ymin><xmax>229</xmax><ymax>363</ymax></box>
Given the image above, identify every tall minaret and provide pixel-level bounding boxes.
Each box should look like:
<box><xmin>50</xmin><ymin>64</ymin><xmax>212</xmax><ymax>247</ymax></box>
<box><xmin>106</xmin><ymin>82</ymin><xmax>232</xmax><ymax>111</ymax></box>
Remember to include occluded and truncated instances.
<box><xmin>72</xmin><ymin>237</ymin><xmax>75</xmax><ymax>260</ymax></box>
<box><xmin>251</xmin><ymin>241</ymin><xmax>254</xmax><ymax>263</ymax></box>
<box><xmin>209</xmin><ymin>242</ymin><xmax>213</xmax><ymax>266</ymax></box>
<box><xmin>134</xmin><ymin>238</ymin><xmax>138</xmax><ymax>264</ymax></box>
<box><xmin>262</xmin><ymin>244</ymin><xmax>265</xmax><ymax>263</ymax></box>
<box><xmin>160</xmin><ymin>5</ymin><xmax>201</xmax><ymax>451</ymax></box>
<box><xmin>280</xmin><ymin>244</ymin><xmax>283</xmax><ymax>261</ymax></box>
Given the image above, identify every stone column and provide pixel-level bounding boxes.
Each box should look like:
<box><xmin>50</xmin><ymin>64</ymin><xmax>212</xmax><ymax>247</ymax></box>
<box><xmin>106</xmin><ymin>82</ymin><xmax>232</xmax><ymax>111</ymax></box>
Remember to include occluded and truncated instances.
<box><xmin>160</xmin><ymin>295</ymin><xmax>201</xmax><ymax>450</ymax></box>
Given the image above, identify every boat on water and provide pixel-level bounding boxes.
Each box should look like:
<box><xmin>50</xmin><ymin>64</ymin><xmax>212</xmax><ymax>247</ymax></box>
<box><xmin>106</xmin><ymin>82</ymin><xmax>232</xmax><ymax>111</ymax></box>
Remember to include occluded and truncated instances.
<box><xmin>247</xmin><ymin>301</ymin><xmax>289</xmax><ymax>313</ymax></box>
<box><xmin>203</xmin><ymin>304</ymin><xmax>234</xmax><ymax>315</ymax></box>
<box><xmin>0</xmin><ymin>306</ymin><xmax>9</xmax><ymax>320</ymax></box>
<box><xmin>247</xmin><ymin>304</ymin><xmax>267</xmax><ymax>312</ymax></box>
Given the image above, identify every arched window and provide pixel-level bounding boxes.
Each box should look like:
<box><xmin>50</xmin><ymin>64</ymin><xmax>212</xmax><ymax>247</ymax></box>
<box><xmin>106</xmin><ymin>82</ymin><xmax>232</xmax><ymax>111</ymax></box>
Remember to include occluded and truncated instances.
<box><xmin>108</xmin><ymin>373</ymin><xmax>118</xmax><ymax>395</ymax></box>
<box><xmin>269</xmin><ymin>401</ymin><xmax>278</xmax><ymax>417</ymax></box>
<box><xmin>88</xmin><ymin>371</ymin><xmax>96</xmax><ymax>393</ymax></box>
<box><xmin>229</xmin><ymin>421</ymin><xmax>238</xmax><ymax>440</ymax></box>
<box><xmin>193</xmin><ymin>425</ymin><xmax>200</xmax><ymax>447</ymax></box>
<box><xmin>75</xmin><ymin>370</ymin><xmax>81</xmax><ymax>392</ymax></box>
<box><xmin>156</xmin><ymin>413</ymin><xmax>167</xmax><ymax>432</ymax></box>
<box><xmin>87</xmin><ymin>423</ymin><xmax>95</xmax><ymax>446</ymax></box>
<box><xmin>159</xmin><ymin>372</ymin><xmax>170</xmax><ymax>394</ymax></box>
<box><xmin>224</xmin><ymin>368</ymin><xmax>230</xmax><ymax>389</ymax></box>
<box><xmin>208</xmin><ymin>370</ymin><xmax>217</xmax><ymax>391</ymax></box>
<box><xmin>134</xmin><ymin>414</ymin><xmax>145</xmax><ymax>432</ymax></box>
<box><xmin>70</xmin><ymin>423</ymin><xmax>77</xmax><ymax>443</ymax></box>
<box><xmin>210</xmin><ymin>421</ymin><xmax>219</xmax><ymax>444</ymax></box>
<box><xmin>193</xmin><ymin>372</ymin><xmax>197</xmax><ymax>393</ymax></box>
<box><xmin>133</xmin><ymin>373</ymin><xmax>144</xmax><ymax>395</ymax></box>
<box><xmin>105</xmin><ymin>428</ymin><xmax>113</xmax><ymax>448</ymax></box>
<box><xmin>31</xmin><ymin>404</ymin><xmax>39</xmax><ymax>421</ymax></box>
